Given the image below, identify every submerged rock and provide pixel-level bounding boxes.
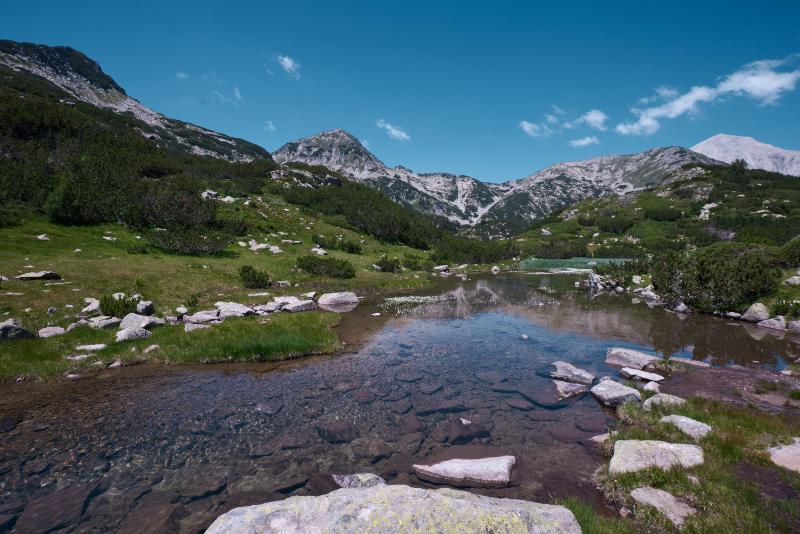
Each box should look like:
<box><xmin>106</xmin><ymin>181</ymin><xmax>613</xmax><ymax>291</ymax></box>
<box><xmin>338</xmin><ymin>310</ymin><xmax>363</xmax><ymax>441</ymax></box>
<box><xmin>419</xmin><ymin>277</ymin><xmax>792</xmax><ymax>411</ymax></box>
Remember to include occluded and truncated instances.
<box><xmin>553</xmin><ymin>380</ymin><xmax>588</xmax><ymax>399</ymax></box>
<box><xmin>549</xmin><ymin>361</ymin><xmax>595</xmax><ymax>385</ymax></box>
<box><xmin>413</xmin><ymin>455</ymin><xmax>516</xmax><ymax>488</ymax></box>
<box><xmin>605</xmin><ymin>347</ymin><xmax>661</xmax><ymax>370</ymax></box>
<box><xmin>589</xmin><ymin>380</ymin><xmax>641</xmax><ymax>407</ymax></box>
<box><xmin>332</xmin><ymin>473</ymin><xmax>386</xmax><ymax>489</ymax></box>
<box><xmin>630</xmin><ymin>486</ymin><xmax>696</xmax><ymax>528</ymax></box>
<box><xmin>609</xmin><ymin>440</ymin><xmax>703</xmax><ymax>474</ymax></box>
<box><xmin>205</xmin><ymin>485</ymin><xmax>580</xmax><ymax>534</ymax></box>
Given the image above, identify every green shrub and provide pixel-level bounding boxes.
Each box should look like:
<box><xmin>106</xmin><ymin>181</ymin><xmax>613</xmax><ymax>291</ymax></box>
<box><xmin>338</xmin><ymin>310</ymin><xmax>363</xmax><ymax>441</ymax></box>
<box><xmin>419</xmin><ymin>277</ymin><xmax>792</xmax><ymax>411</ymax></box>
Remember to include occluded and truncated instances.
<box><xmin>316</xmin><ymin>235</ymin><xmax>362</xmax><ymax>254</ymax></box>
<box><xmin>596</xmin><ymin>215</ymin><xmax>635</xmax><ymax>234</ymax></box>
<box><xmin>146</xmin><ymin>228</ymin><xmax>232</xmax><ymax>255</ymax></box>
<box><xmin>402</xmin><ymin>253</ymin><xmax>432</xmax><ymax>271</ymax></box>
<box><xmin>532</xmin><ymin>239</ymin><xmax>588</xmax><ymax>259</ymax></box>
<box><xmin>771</xmin><ymin>299</ymin><xmax>800</xmax><ymax>320</ymax></box>
<box><xmin>99</xmin><ymin>293</ymin><xmax>138</xmax><ymax>318</ymax></box>
<box><xmin>432</xmin><ymin>236</ymin><xmax>518</xmax><ymax>264</ymax></box>
<box><xmin>651</xmin><ymin>243</ymin><xmax>781</xmax><ymax>312</ymax></box>
<box><xmin>239</xmin><ymin>264</ymin><xmax>271</xmax><ymax>289</ymax></box>
<box><xmin>296</xmin><ymin>255</ymin><xmax>356</xmax><ymax>278</ymax></box>
<box><xmin>645</xmin><ymin>205</ymin><xmax>683</xmax><ymax>221</ymax></box>
<box><xmin>126</xmin><ymin>244</ymin><xmax>149</xmax><ymax>255</ymax></box>
<box><xmin>778</xmin><ymin>236</ymin><xmax>800</xmax><ymax>268</ymax></box>
<box><xmin>375</xmin><ymin>256</ymin><xmax>402</xmax><ymax>273</ymax></box>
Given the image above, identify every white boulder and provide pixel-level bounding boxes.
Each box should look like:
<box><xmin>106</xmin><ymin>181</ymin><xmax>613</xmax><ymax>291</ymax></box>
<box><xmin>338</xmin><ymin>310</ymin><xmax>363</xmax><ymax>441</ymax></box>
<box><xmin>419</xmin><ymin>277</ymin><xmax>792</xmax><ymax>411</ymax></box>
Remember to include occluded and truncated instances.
<box><xmin>630</xmin><ymin>487</ymin><xmax>696</xmax><ymax>528</ymax></box>
<box><xmin>590</xmin><ymin>380</ymin><xmax>641</xmax><ymax>407</ymax></box>
<box><xmin>115</xmin><ymin>328</ymin><xmax>151</xmax><ymax>342</ymax></box>
<box><xmin>620</xmin><ymin>367</ymin><xmax>664</xmax><ymax>382</ymax></box>
<box><xmin>741</xmin><ymin>302</ymin><xmax>770</xmax><ymax>322</ymax></box>
<box><xmin>659</xmin><ymin>415</ymin><xmax>711</xmax><ymax>440</ymax></box>
<box><xmin>412</xmin><ymin>455</ymin><xmax>516</xmax><ymax>488</ymax></box>
<box><xmin>605</xmin><ymin>347</ymin><xmax>661</xmax><ymax>370</ymax></box>
<box><xmin>609</xmin><ymin>440</ymin><xmax>704</xmax><ymax>474</ymax></box>
<box><xmin>549</xmin><ymin>361</ymin><xmax>595</xmax><ymax>385</ymax></box>
<box><xmin>643</xmin><ymin>393</ymin><xmax>686</xmax><ymax>412</ymax></box>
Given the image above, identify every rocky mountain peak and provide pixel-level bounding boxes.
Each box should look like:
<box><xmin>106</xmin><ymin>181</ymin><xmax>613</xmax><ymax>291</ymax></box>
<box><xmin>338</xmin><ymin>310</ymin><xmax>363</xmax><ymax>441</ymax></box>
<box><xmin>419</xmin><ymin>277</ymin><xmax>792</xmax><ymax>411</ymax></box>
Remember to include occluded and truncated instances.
<box><xmin>692</xmin><ymin>134</ymin><xmax>800</xmax><ymax>176</ymax></box>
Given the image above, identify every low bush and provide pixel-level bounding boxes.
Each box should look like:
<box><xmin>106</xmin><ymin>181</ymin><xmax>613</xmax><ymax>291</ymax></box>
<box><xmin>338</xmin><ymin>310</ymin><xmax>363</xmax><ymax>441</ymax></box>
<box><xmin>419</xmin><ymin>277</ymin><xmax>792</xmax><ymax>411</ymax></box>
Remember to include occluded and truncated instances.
<box><xmin>596</xmin><ymin>215</ymin><xmax>635</xmax><ymax>234</ymax></box>
<box><xmin>239</xmin><ymin>264</ymin><xmax>271</xmax><ymax>289</ymax></box>
<box><xmin>375</xmin><ymin>256</ymin><xmax>402</xmax><ymax>273</ymax></box>
<box><xmin>296</xmin><ymin>255</ymin><xmax>356</xmax><ymax>278</ymax></box>
<box><xmin>99</xmin><ymin>293</ymin><xmax>138</xmax><ymax>318</ymax></box>
<box><xmin>402</xmin><ymin>253</ymin><xmax>432</xmax><ymax>271</ymax></box>
<box><xmin>432</xmin><ymin>236</ymin><xmax>518</xmax><ymax>264</ymax></box>
<box><xmin>316</xmin><ymin>235</ymin><xmax>362</xmax><ymax>254</ymax></box>
<box><xmin>645</xmin><ymin>205</ymin><xmax>683</xmax><ymax>221</ymax></box>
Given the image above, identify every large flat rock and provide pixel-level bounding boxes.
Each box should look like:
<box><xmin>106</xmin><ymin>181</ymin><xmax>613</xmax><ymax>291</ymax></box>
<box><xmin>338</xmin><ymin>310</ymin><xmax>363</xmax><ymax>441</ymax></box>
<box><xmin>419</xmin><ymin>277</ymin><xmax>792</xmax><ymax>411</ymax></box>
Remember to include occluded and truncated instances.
<box><xmin>659</xmin><ymin>415</ymin><xmax>711</xmax><ymax>440</ymax></box>
<box><xmin>643</xmin><ymin>393</ymin><xmax>686</xmax><ymax>412</ymax></box>
<box><xmin>605</xmin><ymin>347</ymin><xmax>661</xmax><ymax>370</ymax></box>
<box><xmin>548</xmin><ymin>361</ymin><xmax>595</xmax><ymax>385</ymax></box>
<box><xmin>413</xmin><ymin>455</ymin><xmax>516</xmax><ymax>488</ymax></box>
<box><xmin>589</xmin><ymin>379</ymin><xmax>641</xmax><ymax>407</ymax></box>
<box><xmin>609</xmin><ymin>440</ymin><xmax>704</xmax><ymax>474</ymax></box>
<box><xmin>205</xmin><ymin>484</ymin><xmax>581</xmax><ymax>533</ymax></box>
<box><xmin>768</xmin><ymin>438</ymin><xmax>800</xmax><ymax>474</ymax></box>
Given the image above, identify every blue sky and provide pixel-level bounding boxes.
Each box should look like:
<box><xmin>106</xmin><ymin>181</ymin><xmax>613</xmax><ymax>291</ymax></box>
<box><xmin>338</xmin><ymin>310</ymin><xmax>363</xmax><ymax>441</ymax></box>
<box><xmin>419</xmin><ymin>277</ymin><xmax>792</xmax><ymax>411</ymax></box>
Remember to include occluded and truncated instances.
<box><xmin>4</xmin><ymin>0</ymin><xmax>800</xmax><ymax>182</ymax></box>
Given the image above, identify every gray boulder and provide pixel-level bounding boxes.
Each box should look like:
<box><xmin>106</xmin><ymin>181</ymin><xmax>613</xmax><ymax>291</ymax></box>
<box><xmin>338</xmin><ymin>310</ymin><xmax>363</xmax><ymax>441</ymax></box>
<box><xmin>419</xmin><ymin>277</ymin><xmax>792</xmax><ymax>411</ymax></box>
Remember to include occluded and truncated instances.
<box><xmin>38</xmin><ymin>326</ymin><xmax>65</xmax><ymax>338</ymax></box>
<box><xmin>549</xmin><ymin>361</ymin><xmax>595</xmax><ymax>385</ymax></box>
<box><xmin>15</xmin><ymin>271</ymin><xmax>61</xmax><ymax>281</ymax></box>
<box><xmin>120</xmin><ymin>313</ymin><xmax>165</xmax><ymax>331</ymax></box>
<box><xmin>183</xmin><ymin>310</ymin><xmax>220</xmax><ymax>324</ymax></box>
<box><xmin>630</xmin><ymin>487</ymin><xmax>696</xmax><ymax>528</ymax></box>
<box><xmin>214</xmin><ymin>301</ymin><xmax>255</xmax><ymax>319</ymax></box>
<box><xmin>205</xmin><ymin>485</ymin><xmax>580</xmax><ymax>534</ymax></box>
<box><xmin>789</xmin><ymin>321</ymin><xmax>800</xmax><ymax>334</ymax></box>
<box><xmin>741</xmin><ymin>302</ymin><xmax>770</xmax><ymax>322</ymax></box>
<box><xmin>553</xmin><ymin>380</ymin><xmax>588</xmax><ymax>399</ymax></box>
<box><xmin>412</xmin><ymin>455</ymin><xmax>516</xmax><ymax>488</ymax></box>
<box><xmin>768</xmin><ymin>438</ymin><xmax>800</xmax><ymax>474</ymax></box>
<box><xmin>609</xmin><ymin>440</ymin><xmax>704</xmax><ymax>474</ymax></box>
<box><xmin>605</xmin><ymin>347</ymin><xmax>661</xmax><ymax>370</ymax></box>
<box><xmin>620</xmin><ymin>367</ymin><xmax>664</xmax><ymax>382</ymax></box>
<box><xmin>0</xmin><ymin>318</ymin><xmax>34</xmax><ymax>340</ymax></box>
<box><xmin>115</xmin><ymin>328</ymin><xmax>151</xmax><ymax>342</ymax></box>
<box><xmin>136</xmin><ymin>300</ymin><xmax>155</xmax><ymax>316</ymax></box>
<box><xmin>88</xmin><ymin>316</ymin><xmax>122</xmax><ymax>329</ymax></box>
<box><xmin>643</xmin><ymin>393</ymin><xmax>686</xmax><ymax>412</ymax></box>
<box><xmin>757</xmin><ymin>316</ymin><xmax>786</xmax><ymax>331</ymax></box>
<box><xmin>184</xmin><ymin>323</ymin><xmax>210</xmax><ymax>333</ymax></box>
<box><xmin>590</xmin><ymin>380</ymin><xmax>641</xmax><ymax>407</ymax></box>
<box><xmin>283</xmin><ymin>300</ymin><xmax>317</xmax><ymax>313</ymax></box>
<box><xmin>81</xmin><ymin>297</ymin><xmax>101</xmax><ymax>315</ymax></box>
<box><xmin>318</xmin><ymin>292</ymin><xmax>359</xmax><ymax>312</ymax></box>
<box><xmin>659</xmin><ymin>415</ymin><xmax>711</xmax><ymax>440</ymax></box>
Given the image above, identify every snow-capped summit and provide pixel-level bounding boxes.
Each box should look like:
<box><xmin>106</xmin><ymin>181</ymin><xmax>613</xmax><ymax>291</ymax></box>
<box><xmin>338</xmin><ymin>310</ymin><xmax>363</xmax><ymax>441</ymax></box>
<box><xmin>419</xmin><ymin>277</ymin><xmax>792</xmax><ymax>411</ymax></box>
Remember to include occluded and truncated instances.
<box><xmin>692</xmin><ymin>134</ymin><xmax>800</xmax><ymax>177</ymax></box>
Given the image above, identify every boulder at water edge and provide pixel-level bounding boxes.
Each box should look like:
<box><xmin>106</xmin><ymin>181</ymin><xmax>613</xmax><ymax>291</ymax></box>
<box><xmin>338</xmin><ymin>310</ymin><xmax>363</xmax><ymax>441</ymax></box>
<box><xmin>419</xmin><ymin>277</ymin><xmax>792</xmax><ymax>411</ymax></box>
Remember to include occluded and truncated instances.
<box><xmin>643</xmin><ymin>393</ymin><xmax>686</xmax><ymax>412</ymax></box>
<box><xmin>205</xmin><ymin>485</ymin><xmax>580</xmax><ymax>534</ymax></box>
<box><xmin>317</xmin><ymin>292</ymin><xmax>359</xmax><ymax>312</ymax></box>
<box><xmin>741</xmin><ymin>302</ymin><xmax>770</xmax><ymax>322</ymax></box>
<box><xmin>605</xmin><ymin>347</ymin><xmax>661</xmax><ymax>370</ymax></box>
<box><xmin>589</xmin><ymin>379</ymin><xmax>641</xmax><ymax>407</ymax></box>
<box><xmin>549</xmin><ymin>361</ymin><xmax>595</xmax><ymax>385</ymax></box>
<box><xmin>609</xmin><ymin>440</ymin><xmax>704</xmax><ymax>474</ymax></box>
<box><xmin>413</xmin><ymin>455</ymin><xmax>516</xmax><ymax>488</ymax></box>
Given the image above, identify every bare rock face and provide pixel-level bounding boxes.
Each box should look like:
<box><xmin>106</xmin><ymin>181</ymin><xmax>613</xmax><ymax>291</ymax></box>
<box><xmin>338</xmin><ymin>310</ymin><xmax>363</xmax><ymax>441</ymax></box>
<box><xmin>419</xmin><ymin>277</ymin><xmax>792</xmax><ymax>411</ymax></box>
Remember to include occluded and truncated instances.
<box><xmin>205</xmin><ymin>485</ymin><xmax>581</xmax><ymax>534</ymax></box>
<box><xmin>609</xmin><ymin>440</ymin><xmax>704</xmax><ymax>474</ymax></box>
<box><xmin>605</xmin><ymin>347</ymin><xmax>661</xmax><ymax>370</ymax></box>
<box><xmin>549</xmin><ymin>361</ymin><xmax>595</xmax><ymax>385</ymax></box>
<box><xmin>630</xmin><ymin>486</ymin><xmax>696</xmax><ymax>527</ymax></box>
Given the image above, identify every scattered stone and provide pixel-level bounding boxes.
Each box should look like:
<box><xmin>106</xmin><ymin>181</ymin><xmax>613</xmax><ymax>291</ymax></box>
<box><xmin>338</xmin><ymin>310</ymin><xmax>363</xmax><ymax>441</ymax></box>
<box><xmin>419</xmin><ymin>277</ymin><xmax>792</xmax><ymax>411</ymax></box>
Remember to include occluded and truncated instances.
<box><xmin>88</xmin><ymin>316</ymin><xmax>122</xmax><ymax>329</ymax></box>
<box><xmin>15</xmin><ymin>271</ymin><xmax>61</xmax><ymax>281</ymax></box>
<box><xmin>768</xmin><ymin>438</ymin><xmax>800</xmax><ymax>474</ymax></box>
<box><xmin>620</xmin><ymin>367</ymin><xmax>664</xmax><ymax>382</ymax></box>
<box><xmin>609</xmin><ymin>440</ymin><xmax>704</xmax><ymax>474</ymax></box>
<box><xmin>120</xmin><ymin>313</ymin><xmax>165</xmax><ymax>330</ymax></box>
<box><xmin>0</xmin><ymin>318</ymin><xmax>35</xmax><ymax>340</ymax></box>
<box><xmin>205</xmin><ymin>485</ymin><xmax>580</xmax><ymax>534</ymax></box>
<box><xmin>590</xmin><ymin>380</ymin><xmax>641</xmax><ymax>407</ymax></box>
<box><xmin>185</xmin><ymin>323</ymin><xmax>210</xmax><ymax>333</ymax></box>
<box><xmin>36</xmin><ymin>233</ymin><xmax>49</xmax><ymax>240</ymax></box>
<box><xmin>413</xmin><ymin>455</ymin><xmax>516</xmax><ymax>488</ymax></box>
<box><xmin>115</xmin><ymin>327</ymin><xmax>151</xmax><ymax>342</ymax></box>
<box><xmin>605</xmin><ymin>347</ymin><xmax>661</xmax><ymax>369</ymax></box>
<box><xmin>724</xmin><ymin>311</ymin><xmax>742</xmax><ymax>319</ymax></box>
<box><xmin>47</xmin><ymin>306</ymin><xmax>57</xmax><ymax>314</ymax></box>
<box><xmin>176</xmin><ymin>305</ymin><xmax>188</xmax><ymax>315</ymax></box>
<box><xmin>143</xmin><ymin>344</ymin><xmax>160</xmax><ymax>354</ymax></box>
<box><xmin>741</xmin><ymin>302</ymin><xmax>770</xmax><ymax>323</ymax></box>
<box><xmin>64</xmin><ymin>354</ymin><xmax>89</xmax><ymax>361</ymax></box>
<box><xmin>316</xmin><ymin>419</ymin><xmax>359</xmax><ymax>443</ymax></box>
<box><xmin>108</xmin><ymin>360</ymin><xmax>122</xmax><ymax>368</ymax></box>
<box><xmin>659</xmin><ymin>415</ymin><xmax>712</xmax><ymax>440</ymax></box>
<box><xmin>433</xmin><ymin>265</ymin><xmax>449</xmax><ymax>273</ymax></box>
<box><xmin>630</xmin><ymin>487</ymin><xmax>696</xmax><ymax>528</ymax></box>
<box><xmin>590</xmin><ymin>433</ymin><xmax>610</xmax><ymax>444</ymax></box>
<box><xmin>282</xmin><ymin>300</ymin><xmax>317</xmax><ymax>313</ymax></box>
<box><xmin>332</xmin><ymin>473</ymin><xmax>386</xmax><ymax>489</ymax></box>
<box><xmin>549</xmin><ymin>360</ymin><xmax>595</xmax><ymax>385</ymax></box>
<box><xmin>619</xmin><ymin>507</ymin><xmax>632</xmax><ymax>518</ymax></box>
<box><xmin>183</xmin><ymin>310</ymin><xmax>220</xmax><ymax>324</ymax></box>
<box><xmin>76</xmin><ymin>343</ymin><xmax>106</xmax><ymax>352</ymax></box>
<box><xmin>785</xmin><ymin>276</ymin><xmax>800</xmax><ymax>286</ymax></box>
<box><xmin>79</xmin><ymin>297</ymin><xmax>101</xmax><ymax>315</ymax></box>
<box><xmin>136</xmin><ymin>300</ymin><xmax>155</xmax><ymax>315</ymax></box>
<box><xmin>643</xmin><ymin>393</ymin><xmax>686</xmax><ymax>412</ymax></box>
<box><xmin>673</xmin><ymin>302</ymin><xmax>689</xmax><ymax>313</ymax></box>
<box><xmin>215</xmin><ymin>301</ymin><xmax>255</xmax><ymax>318</ymax></box>
<box><xmin>66</xmin><ymin>320</ymin><xmax>89</xmax><ymax>332</ymax></box>
<box><xmin>669</xmin><ymin>357</ymin><xmax>711</xmax><ymax>368</ymax></box>
<box><xmin>491</xmin><ymin>265</ymin><xmax>501</xmax><ymax>274</ymax></box>
<box><xmin>38</xmin><ymin>326</ymin><xmax>65</xmax><ymax>338</ymax></box>
<box><xmin>553</xmin><ymin>380</ymin><xmax>589</xmax><ymax>399</ymax></box>
<box><xmin>643</xmin><ymin>381</ymin><xmax>660</xmax><ymax>393</ymax></box>
<box><xmin>14</xmin><ymin>482</ymin><xmax>98</xmax><ymax>534</ymax></box>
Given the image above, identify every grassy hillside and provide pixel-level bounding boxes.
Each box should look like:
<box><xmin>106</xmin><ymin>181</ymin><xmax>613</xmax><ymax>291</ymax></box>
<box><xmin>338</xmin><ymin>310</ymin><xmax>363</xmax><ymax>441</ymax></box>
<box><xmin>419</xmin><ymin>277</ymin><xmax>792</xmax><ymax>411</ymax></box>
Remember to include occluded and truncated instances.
<box><xmin>515</xmin><ymin>164</ymin><xmax>800</xmax><ymax>260</ymax></box>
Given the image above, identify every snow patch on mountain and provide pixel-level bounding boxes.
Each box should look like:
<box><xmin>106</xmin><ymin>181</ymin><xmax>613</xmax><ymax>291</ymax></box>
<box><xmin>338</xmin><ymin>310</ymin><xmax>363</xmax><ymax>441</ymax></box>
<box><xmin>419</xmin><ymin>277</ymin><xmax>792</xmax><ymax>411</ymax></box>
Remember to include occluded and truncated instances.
<box><xmin>692</xmin><ymin>134</ymin><xmax>800</xmax><ymax>177</ymax></box>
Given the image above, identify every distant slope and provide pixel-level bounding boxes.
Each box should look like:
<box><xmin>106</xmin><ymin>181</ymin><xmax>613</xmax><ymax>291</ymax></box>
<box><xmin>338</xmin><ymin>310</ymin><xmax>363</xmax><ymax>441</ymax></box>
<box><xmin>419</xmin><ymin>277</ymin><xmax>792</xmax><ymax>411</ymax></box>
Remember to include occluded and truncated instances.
<box><xmin>692</xmin><ymin>134</ymin><xmax>800</xmax><ymax>177</ymax></box>
<box><xmin>276</xmin><ymin>129</ymin><xmax>720</xmax><ymax>234</ymax></box>
<box><xmin>0</xmin><ymin>39</ymin><xmax>270</xmax><ymax>162</ymax></box>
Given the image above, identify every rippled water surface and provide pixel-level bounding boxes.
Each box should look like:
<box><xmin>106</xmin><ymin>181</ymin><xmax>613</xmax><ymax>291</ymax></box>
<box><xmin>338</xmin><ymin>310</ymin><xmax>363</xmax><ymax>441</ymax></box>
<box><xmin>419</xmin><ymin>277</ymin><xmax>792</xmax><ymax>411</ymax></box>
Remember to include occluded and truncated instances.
<box><xmin>1</xmin><ymin>273</ymin><xmax>797</xmax><ymax>532</ymax></box>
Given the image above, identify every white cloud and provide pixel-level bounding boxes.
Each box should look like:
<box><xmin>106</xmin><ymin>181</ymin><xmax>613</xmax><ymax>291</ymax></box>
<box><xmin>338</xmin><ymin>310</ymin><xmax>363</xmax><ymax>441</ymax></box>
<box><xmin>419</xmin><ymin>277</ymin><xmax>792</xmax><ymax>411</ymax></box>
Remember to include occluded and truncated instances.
<box><xmin>569</xmin><ymin>136</ymin><xmax>600</xmax><ymax>147</ymax></box>
<box><xmin>212</xmin><ymin>90</ymin><xmax>228</xmax><ymax>104</ymax></box>
<box><xmin>617</xmin><ymin>56</ymin><xmax>800</xmax><ymax>135</ymax></box>
<box><xmin>264</xmin><ymin>120</ymin><xmax>276</xmax><ymax>132</ymax></box>
<box><xmin>577</xmin><ymin>109</ymin><xmax>609</xmax><ymax>131</ymax></box>
<box><xmin>519</xmin><ymin>120</ymin><xmax>552</xmax><ymax>137</ymax></box>
<box><xmin>376</xmin><ymin>119</ymin><xmax>410</xmax><ymax>141</ymax></box>
<box><xmin>233</xmin><ymin>87</ymin><xmax>242</xmax><ymax>102</ymax></box>
<box><xmin>176</xmin><ymin>72</ymin><xmax>189</xmax><ymax>80</ymax></box>
<box><xmin>277</xmin><ymin>55</ymin><xmax>301</xmax><ymax>79</ymax></box>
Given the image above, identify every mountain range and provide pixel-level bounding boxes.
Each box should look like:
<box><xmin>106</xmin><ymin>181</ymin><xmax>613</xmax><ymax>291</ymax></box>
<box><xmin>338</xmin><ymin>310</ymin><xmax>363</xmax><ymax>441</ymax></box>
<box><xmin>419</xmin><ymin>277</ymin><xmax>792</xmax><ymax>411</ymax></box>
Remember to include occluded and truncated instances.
<box><xmin>3</xmin><ymin>39</ymin><xmax>798</xmax><ymax>235</ymax></box>
<box><xmin>274</xmin><ymin>130</ymin><xmax>719</xmax><ymax>234</ymax></box>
